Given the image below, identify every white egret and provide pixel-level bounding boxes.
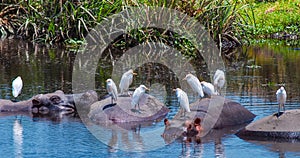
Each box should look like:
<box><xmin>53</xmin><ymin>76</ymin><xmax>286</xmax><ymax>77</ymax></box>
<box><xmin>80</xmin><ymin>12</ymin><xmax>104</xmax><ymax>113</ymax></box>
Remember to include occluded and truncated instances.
<box><xmin>213</xmin><ymin>69</ymin><xmax>225</xmax><ymax>95</ymax></box>
<box><xmin>276</xmin><ymin>86</ymin><xmax>287</xmax><ymax>116</ymax></box>
<box><xmin>119</xmin><ymin>69</ymin><xmax>137</xmax><ymax>95</ymax></box>
<box><xmin>183</xmin><ymin>74</ymin><xmax>204</xmax><ymax>98</ymax></box>
<box><xmin>12</xmin><ymin>76</ymin><xmax>23</xmax><ymax>98</ymax></box>
<box><xmin>201</xmin><ymin>81</ymin><xmax>216</xmax><ymax>97</ymax></box>
<box><xmin>106</xmin><ymin>79</ymin><xmax>118</xmax><ymax>104</ymax></box>
<box><xmin>174</xmin><ymin>88</ymin><xmax>190</xmax><ymax>116</ymax></box>
<box><xmin>131</xmin><ymin>85</ymin><xmax>149</xmax><ymax>111</ymax></box>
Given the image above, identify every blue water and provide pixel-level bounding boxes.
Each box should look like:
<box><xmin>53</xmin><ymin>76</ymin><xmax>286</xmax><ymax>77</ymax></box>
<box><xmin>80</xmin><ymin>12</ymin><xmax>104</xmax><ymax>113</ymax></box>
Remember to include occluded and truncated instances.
<box><xmin>1</xmin><ymin>40</ymin><xmax>300</xmax><ymax>157</ymax></box>
<box><xmin>1</xmin><ymin>114</ymin><xmax>300</xmax><ymax>158</ymax></box>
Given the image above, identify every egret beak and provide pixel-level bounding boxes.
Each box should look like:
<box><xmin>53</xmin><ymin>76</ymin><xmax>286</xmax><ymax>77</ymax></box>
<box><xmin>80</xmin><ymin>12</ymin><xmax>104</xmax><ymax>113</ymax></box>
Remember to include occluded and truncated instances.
<box><xmin>132</xmin><ymin>72</ymin><xmax>137</xmax><ymax>75</ymax></box>
<box><xmin>106</xmin><ymin>79</ymin><xmax>109</xmax><ymax>82</ymax></box>
<box><xmin>145</xmin><ymin>87</ymin><xmax>150</xmax><ymax>91</ymax></box>
<box><xmin>182</xmin><ymin>77</ymin><xmax>187</xmax><ymax>81</ymax></box>
<box><xmin>172</xmin><ymin>89</ymin><xmax>177</xmax><ymax>92</ymax></box>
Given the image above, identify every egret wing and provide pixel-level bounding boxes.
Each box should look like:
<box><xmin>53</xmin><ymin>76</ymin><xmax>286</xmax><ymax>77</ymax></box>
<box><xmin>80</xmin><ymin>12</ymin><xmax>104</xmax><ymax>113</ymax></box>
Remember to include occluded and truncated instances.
<box><xmin>187</xmin><ymin>76</ymin><xmax>204</xmax><ymax>97</ymax></box>
<box><xmin>12</xmin><ymin>77</ymin><xmax>23</xmax><ymax>97</ymax></box>
<box><xmin>179</xmin><ymin>91</ymin><xmax>190</xmax><ymax>112</ymax></box>
<box><xmin>111</xmin><ymin>81</ymin><xmax>118</xmax><ymax>101</ymax></box>
<box><xmin>131</xmin><ymin>87</ymin><xmax>142</xmax><ymax>106</ymax></box>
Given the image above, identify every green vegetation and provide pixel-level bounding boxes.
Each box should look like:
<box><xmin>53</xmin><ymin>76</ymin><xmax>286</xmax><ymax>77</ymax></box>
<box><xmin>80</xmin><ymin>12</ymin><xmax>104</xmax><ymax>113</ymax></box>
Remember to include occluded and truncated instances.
<box><xmin>0</xmin><ymin>0</ymin><xmax>251</xmax><ymax>50</ymax></box>
<box><xmin>0</xmin><ymin>0</ymin><xmax>299</xmax><ymax>49</ymax></box>
<box><xmin>0</xmin><ymin>1</ymin><xmax>123</xmax><ymax>45</ymax></box>
<box><xmin>241</xmin><ymin>0</ymin><xmax>300</xmax><ymax>44</ymax></box>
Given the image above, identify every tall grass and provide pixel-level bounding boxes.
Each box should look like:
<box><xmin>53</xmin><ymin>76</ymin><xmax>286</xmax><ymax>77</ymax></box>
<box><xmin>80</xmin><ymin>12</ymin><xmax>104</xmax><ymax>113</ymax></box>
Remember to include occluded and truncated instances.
<box><xmin>0</xmin><ymin>0</ymin><xmax>254</xmax><ymax>50</ymax></box>
<box><xmin>173</xmin><ymin>0</ymin><xmax>255</xmax><ymax>48</ymax></box>
<box><xmin>0</xmin><ymin>0</ymin><xmax>122</xmax><ymax>44</ymax></box>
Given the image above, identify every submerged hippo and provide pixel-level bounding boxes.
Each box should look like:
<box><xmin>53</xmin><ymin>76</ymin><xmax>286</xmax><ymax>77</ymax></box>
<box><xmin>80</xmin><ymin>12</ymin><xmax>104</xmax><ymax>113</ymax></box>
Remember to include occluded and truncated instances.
<box><xmin>0</xmin><ymin>90</ymin><xmax>98</xmax><ymax>114</ymax></box>
<box><xmin>88</xmin><ymin>94</ymin><xmax>169</xmax><ymax>124</ymax></box>
<box><xmin>237</xmin><ymin>109</ymin><xmax>300</xmax><ymax>141</ymax></box>
<box><xmin>162</xmin><ymin>96</ymin><xmax>255</xmax><ymax>142</ymax></box>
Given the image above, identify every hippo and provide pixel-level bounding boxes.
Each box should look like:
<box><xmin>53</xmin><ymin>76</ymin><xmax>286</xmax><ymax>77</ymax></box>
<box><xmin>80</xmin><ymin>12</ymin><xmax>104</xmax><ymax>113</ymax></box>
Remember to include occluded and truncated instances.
<box><xmin>0</xmin><ymin>90</ymin><xmax>98</xmax><ymax>115</ymax></box>
<box><xmin>161</xmin><ymin>95</ymin><xmax>255</xmax><ymax>142</ymax></box>
<box><xmin>87</xmin><ymin>93</ymin><xmax>169</xmax><ymax>124</ymax></box>
<box><xmin>237</xmin><ymin>109</ymin><xmax>300</xmax><ymax>141</ymax></box>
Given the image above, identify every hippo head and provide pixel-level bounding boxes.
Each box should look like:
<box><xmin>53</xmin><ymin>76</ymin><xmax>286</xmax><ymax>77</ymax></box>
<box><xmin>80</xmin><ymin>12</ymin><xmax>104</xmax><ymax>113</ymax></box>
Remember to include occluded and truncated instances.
<box><xmin>31</xmin><ymin>90</ymin><xmax>75</xmax><ymax>113</ymax></box>
<box><xmin>161</xmin><ymin>118</ymin><xmax>202</xmax><ymax>144</ymax></box>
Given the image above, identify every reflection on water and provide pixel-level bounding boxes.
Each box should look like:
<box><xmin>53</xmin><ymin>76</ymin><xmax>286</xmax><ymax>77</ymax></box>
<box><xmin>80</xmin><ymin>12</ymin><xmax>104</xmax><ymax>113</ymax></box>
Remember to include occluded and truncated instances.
<box><xmin>1</xmin><ymin>39</ymin><xmax>300</xmax><ymax>157</ymax></box>
<box><xmin>0</xmin><ymin>39</ymin><xmax>75</xmax><ymax>100</ymax></box>
<box><xmin>226</xmin><ymin>46</ymin><xmax>300</xmax><ymax>120</ymax></box>
<box><xmin>13</xmin><ymin>118</ymin><xmax>23</xmax><ymax>158</ymax></box>
<box><xmin>180</xmin><ymin>135</ymin><xmax>225</xmax><ymax>158</ymax></box>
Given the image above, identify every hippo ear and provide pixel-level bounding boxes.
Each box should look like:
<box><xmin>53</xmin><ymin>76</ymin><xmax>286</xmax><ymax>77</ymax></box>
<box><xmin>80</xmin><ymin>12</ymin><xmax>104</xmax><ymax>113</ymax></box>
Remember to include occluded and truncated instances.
<box><xmin>32</xmin><ymin>99</ymin><xmax>41</xmax><ymax>106</ymax></box>
<box><xmin>50</xmin><ymin>95</ymin><xmax>62</xmax><ymax>104</ymax></box>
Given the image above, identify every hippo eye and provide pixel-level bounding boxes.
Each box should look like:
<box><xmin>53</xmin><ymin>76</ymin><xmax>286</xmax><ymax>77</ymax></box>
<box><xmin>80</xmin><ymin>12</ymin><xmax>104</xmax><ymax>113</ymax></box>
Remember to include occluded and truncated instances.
<box><xmin>50</xmin><ymin>95</ymin><xmax>62</xmax><ymax>104</ymax></box>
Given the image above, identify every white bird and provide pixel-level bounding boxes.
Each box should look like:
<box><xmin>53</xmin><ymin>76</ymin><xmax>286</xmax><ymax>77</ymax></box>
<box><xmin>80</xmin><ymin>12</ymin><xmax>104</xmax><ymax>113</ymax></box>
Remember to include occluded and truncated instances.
<box><xmin>131</xmin><ymin>85</ymin><xmax>149</xmax><ymax>112</ymax></box>
<box><xmin>183</xmin><ymin>74</ymin><xmax>204</xmax><ymax>98</ymax></box>
<box><xmin>119</xmin><ymin>69</ymin><xmax>137</xmax><ymax>95</ymax></box>
<box><xmin>12</xmin><ymin>76</ymin><xmax>23</xmax><ymax>98</ymax></box>
<box><xmin>174</xmin><ymin>88</ymin><xmax>190</xmax><ymax>116</ymax></box>
<box><xmin>213</xmin><ymin>69</ymin><xmax>225</xmax><ymax>95</ymax></box>
<box><xmin>201</xmin><ymin>81</ymin><xmax>216</xmax><ymax>97</ymax></box>
<box><xmin>106</xmin><ymin>79</ymin><xmax>118</xmax><ymax>104</ymax></box>
<box><xmin>276</xmin><ymin>86</ymin><xmax>287</xmax><ymax>116</ymax></box>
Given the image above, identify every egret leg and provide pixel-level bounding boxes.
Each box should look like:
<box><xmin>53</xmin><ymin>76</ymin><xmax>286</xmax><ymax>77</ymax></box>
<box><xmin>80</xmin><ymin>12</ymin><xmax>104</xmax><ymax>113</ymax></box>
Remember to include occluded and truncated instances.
<box><xmin>111</xmin><ymin>96</ymin><xmax>113</xmax><ymax>104</ymax></box>
<box><xmin>133</xmin><ymin>104</ymin><xmax>140</xmax><ymax>113</ymax></box>
<box><xmin>278</xmin><ymin>104</ymin><xmax>280</xmax><ymax>117</ymax></box>
<box><xmin>217</xmin><ymin>89</ymin><xmax>221</xmax><ymax>96</ymax></box>
<box><xmin>180</xmin><ymin>109</ymin><xmax>185</xmax><ymax>118</ymax></box>
<box><xmin>283</xmin><ymin>104</ymin><xmax>285</xmax><ymax>112</ymax></box>
<box><xmin>134</xmin><ymin>104</ymin><xmax>137</xmax><ymax>110</ymax></box>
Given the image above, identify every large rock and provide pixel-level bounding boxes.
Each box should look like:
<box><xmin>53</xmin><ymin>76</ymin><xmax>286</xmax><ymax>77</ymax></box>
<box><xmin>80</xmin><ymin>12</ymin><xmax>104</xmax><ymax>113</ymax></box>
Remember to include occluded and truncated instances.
<box><xmin>237</xmin><ymin>109</ymin><xmax>300</xmax><ymax>140</ymax></box>
<box><xmin>88</xmin><ymin>94</ymin><xmax>169</xmax><ymax>123</ymax></box>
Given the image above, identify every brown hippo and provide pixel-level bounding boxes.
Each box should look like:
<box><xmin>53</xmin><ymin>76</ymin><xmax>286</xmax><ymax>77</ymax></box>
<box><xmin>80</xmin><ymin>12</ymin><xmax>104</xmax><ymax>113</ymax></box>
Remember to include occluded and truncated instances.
<box><xmin>161</xmin><ymin>95</ymin><xmax>255</xmax><ymax>142</ymax></box>
<box><xmin>87</xmin><ymin>94</ymin><xmax>169</xmax><ymax>124</ymax></box>
<box><xmin>237</xmin><ymin>109</ymin><xmax>300</xmax><ymax>141</ymax></box>
<box><xmin>0</xmin><ymin>90</ymin><xmax>98</xmax><ymax>114</ymax></box>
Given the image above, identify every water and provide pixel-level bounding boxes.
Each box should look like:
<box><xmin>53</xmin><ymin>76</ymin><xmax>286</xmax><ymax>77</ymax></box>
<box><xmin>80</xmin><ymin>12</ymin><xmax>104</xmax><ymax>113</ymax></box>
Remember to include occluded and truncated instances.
<box><xmin>1</xmin><ymin>39</ymin><xmax>300</xmax><ymax>157</ymax></box>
